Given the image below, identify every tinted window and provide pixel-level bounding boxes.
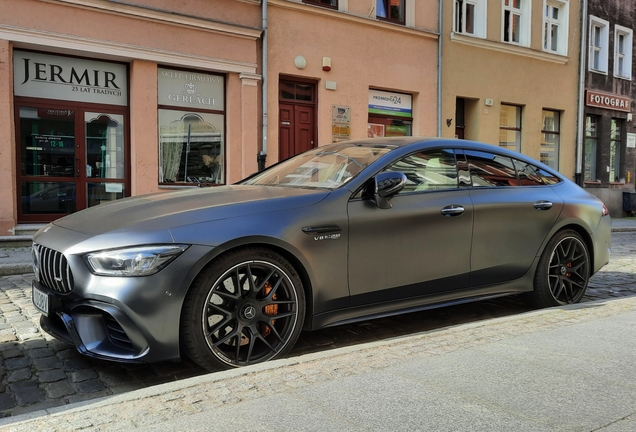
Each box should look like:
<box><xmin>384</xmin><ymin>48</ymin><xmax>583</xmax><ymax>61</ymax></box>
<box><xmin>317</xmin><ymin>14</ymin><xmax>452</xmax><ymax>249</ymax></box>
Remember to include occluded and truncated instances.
<box><xmin>514</xmin><ymin>159</ymin><xmax>561</xmax><ymax>185</ymax></box>
<box><xmin>465</xmin><ymin>150</ymin><xmax>518</xmax><ymax>187</ymax></box>
<box><xmin>385</xmin><ymin>149</ymin><xmax>458</xmax><ymax>193</ymax></box>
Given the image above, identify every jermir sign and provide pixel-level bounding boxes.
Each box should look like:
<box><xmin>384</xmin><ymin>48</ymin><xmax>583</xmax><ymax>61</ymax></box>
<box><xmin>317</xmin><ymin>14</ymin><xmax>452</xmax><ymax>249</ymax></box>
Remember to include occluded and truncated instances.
<box><xmin>13</xmin><ymin>51</ymin><xmax>128</xmax><ymax>106</ymax></box>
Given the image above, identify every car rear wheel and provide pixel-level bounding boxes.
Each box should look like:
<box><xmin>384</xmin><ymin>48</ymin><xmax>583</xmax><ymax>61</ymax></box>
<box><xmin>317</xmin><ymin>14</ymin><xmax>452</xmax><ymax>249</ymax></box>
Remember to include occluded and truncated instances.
<box><xmin>180</xmin><ymin>247</ymin><xmax>305</xmax><ymax>371</ymax></box>
<box><xmin>529</xmin><ymin>230</ymin><xmax>590</xmax><ymax>308</ymax></box>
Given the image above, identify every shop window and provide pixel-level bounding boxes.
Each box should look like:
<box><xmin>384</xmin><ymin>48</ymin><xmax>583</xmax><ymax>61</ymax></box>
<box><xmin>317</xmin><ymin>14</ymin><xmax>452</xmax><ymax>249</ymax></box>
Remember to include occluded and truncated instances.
<box><xmin>589</xmin><ymin>16</ymin><xmax>609</xmax><ymax>74</ymax></box>
<box><xmin>453</xmin><ymin>0</ymin><xmax>486</xmax><ymax>38</ymax></box>
<box><xmin>610</xmin><ymin>118</ymin><xmax>623</xmax><ymax>182</ymax></box>
<box><xmin>614</xmin><ymin>25</ymin><xmax>633</xmax><ymax>80</ymax></box>
<box><xmin>499</xmin><ymin>104</ymin><xmax>522</xmax><ymax>152</ymax></box>
<box><xmin>541</xmin><ymin>110</ymin><xmax>560</xmax><ymax>170</ymax></box>
<box><xmin>157</xmin><ymin>68</ymin><xmax>224</xmax><ymax>186</ymax></box>
<box><xmin>502</xmin><ymin>0</ymin><xmax>531</xmax><ymax>46</ymax></box>
<box><xmin>158</xmin><ymin>110</ymin><xmax>224</xmax><ymax>185</ymax></box>
<box><xmin>584</xmin><ymin>115</ymin><xmax>598</xmax><ymax>182</ymax></box>
<box><xmin>543</xmin><ymin>0</ymin><xmax>569</xmax><ymax>55</ymax></box>
<box><xmin>303</xmin><ymin>0</ymin><xmax>337</xmax><ymax>9</ymax></box>
<box><xmin>377</xmin><ymin>0</ymin><xmax>405</xmax><ymax>25</ymax></box>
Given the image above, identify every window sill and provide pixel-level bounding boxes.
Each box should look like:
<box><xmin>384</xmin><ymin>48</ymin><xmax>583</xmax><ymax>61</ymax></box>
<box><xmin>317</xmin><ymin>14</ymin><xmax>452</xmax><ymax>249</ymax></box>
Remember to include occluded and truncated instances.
<box><xmin>450</xmin><ymin>32</ymin><xmax>569</xmax><ymax>64</ymax></box>
<box><xmin>589</xmin><ymin>68</ymin><xmax>609</xmax><ymax>76</ymax></box>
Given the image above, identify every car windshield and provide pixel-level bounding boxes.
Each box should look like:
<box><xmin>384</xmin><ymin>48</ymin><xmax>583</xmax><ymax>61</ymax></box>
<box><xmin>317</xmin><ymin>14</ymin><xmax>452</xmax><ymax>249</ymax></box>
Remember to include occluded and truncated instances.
<box><xmin>242</xmin><ymin>144</ymin><xmax>392</xmax><ymax>189</ymax></box>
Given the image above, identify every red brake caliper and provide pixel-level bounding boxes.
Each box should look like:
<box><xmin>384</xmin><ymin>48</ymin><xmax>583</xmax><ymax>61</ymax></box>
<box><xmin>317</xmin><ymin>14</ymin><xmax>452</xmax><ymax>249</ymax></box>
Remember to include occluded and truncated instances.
<box><xmin>261</xmin><ymin>282</ymin><xmax>278</xmax><ymax>337</ymax></box>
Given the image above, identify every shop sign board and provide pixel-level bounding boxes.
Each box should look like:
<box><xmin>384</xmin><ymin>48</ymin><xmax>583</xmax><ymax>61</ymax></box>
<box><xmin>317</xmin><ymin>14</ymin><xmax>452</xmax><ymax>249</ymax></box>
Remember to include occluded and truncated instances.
<box><xmin>368</xmin><ymin>89</ymin><xmax>412</xmax><ymax>118</ymax></box>
<box><xmin>586</xmin><ymin>90</ymin><xmax>631</xmax><ymax>112</ymax></box>
<box><xmin>13</xmin><ymin>51</ymin><xmax>127</xmax><ymax>106</ymax></box>
<box><xmin>158</xmin><ymin>68</ymin><xmax>224</xmax><ymax>111</ymax></box>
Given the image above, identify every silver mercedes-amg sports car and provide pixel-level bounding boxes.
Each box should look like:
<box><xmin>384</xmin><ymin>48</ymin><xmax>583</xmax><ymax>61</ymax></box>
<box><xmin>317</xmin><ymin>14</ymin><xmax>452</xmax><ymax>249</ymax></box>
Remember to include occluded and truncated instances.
<box><xmin>31</xmin><ymin>137</ymin><xmax>611</xmax><ymax>371</ymax></box>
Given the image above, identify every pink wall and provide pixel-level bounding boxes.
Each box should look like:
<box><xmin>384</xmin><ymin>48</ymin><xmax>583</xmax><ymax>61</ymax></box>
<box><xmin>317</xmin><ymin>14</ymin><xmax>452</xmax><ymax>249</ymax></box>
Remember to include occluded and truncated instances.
<box><xmin>266</xmin><ymin>2</ymin><xmax>439</xmax><ymax>163</ymax></box>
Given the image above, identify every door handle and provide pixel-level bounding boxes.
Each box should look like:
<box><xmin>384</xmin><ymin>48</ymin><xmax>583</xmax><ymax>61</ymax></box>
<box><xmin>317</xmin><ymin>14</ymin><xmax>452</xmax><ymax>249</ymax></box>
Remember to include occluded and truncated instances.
<box><xmin>441</xmin><ymin>205</ymin><xmax>465</xmax><ymax>217</ymax></box>
<box><xmin>534</xmin><ymin>200</ymin><xmax>553</xmax><ymax>210</ymax></box>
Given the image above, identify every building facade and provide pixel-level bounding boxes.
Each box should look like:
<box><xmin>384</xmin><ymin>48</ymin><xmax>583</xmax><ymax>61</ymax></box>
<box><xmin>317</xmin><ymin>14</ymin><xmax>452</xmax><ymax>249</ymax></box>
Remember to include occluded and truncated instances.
<box><xmin>265</xmin><ymin>0</ymin><xmax>439</xmax><ymax>164</ymax></box>
<box><xmin>582</xmin><ymin>0</ymin><xmax>636</xmax><ymax>216</ymax></box>
<box><xmin>441</xmin><ymin>0</ymin><xmax>581</xmax><ymax>181</ymax></box>
<box><xmin>0</xmin><ymin>0</ymin><xmax>263</xmax><ymax>234</ymax></box>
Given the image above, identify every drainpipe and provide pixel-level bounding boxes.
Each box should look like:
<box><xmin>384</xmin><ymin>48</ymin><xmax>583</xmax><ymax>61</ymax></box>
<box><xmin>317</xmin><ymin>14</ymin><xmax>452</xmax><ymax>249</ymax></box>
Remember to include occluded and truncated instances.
<box><xmin>437</xmin><ymin>0</ymin><xmax>443</xmax><ymax>137</ymax></box>
<box><xmin>575</xmin><ymin>0</ymin><xmax>588</xmax><ymax>186</ymax></box>
<box><xmin>258</xmin><ymin>0</ymin><xmax>268</xmax><ymax>171</ymax></box>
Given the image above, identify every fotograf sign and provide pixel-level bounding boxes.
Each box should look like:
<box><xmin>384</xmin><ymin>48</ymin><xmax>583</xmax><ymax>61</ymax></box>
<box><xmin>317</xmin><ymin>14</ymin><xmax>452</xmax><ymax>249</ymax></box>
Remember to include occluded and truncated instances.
<box><xmin>13</xmin><ymin>51</ymin><xmax>128</xmax><ymax>106</ymax></box>
<box><xmin>586</xmin><ymin>90</ymin><xmax>631</xmax><ymax>112</ymax></box>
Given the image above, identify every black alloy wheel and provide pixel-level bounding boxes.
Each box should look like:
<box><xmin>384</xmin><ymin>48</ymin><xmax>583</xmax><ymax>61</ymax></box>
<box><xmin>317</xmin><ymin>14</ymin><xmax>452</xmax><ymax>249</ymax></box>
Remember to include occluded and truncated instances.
<box><xmin>181</xmin><ymin>247</ymin><xmax>305</xmax><ymax>371</ymax></box>
<box><xmin>529</xmin><ymin>230</ymin><xmax>590</xmax><ymax>308</ymax></box>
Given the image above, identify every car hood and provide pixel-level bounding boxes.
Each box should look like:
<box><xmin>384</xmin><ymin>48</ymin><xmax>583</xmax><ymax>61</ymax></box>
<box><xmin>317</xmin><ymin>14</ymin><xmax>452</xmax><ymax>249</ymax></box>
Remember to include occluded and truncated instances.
<box><xmin>52</xmin><ymin>185</ymin><xmax>330</xmax><ymax>235</ymax></box>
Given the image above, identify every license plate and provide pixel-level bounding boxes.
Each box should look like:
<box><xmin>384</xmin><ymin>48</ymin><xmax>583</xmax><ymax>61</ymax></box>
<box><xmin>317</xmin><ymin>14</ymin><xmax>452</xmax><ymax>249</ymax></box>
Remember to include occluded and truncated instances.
<box><xmin>32</xmin><ymin>284</ymin><xmax>49</xmax><ymax>316</ymax></box>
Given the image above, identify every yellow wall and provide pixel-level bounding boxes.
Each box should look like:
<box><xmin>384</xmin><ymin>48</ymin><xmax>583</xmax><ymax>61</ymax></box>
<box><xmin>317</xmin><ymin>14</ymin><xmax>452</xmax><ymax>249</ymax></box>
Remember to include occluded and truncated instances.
<box><xmin>441</xmin><ymin>0</ymin><xmax>581</xmax><ymax>179</ymax></box>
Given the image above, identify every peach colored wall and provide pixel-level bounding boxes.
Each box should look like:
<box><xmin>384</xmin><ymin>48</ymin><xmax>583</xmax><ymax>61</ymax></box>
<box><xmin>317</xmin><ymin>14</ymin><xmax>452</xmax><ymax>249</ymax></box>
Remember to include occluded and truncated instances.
<box><xmin>267</xmin><ymin>1</ymin><xmax>439</xmax><ymax>163</ymax></box>
<box><xmin>0</xmin><ymin>0</ymin><xmax>261</xmax><ymax>229</ymax></box>
<box><xmin>0</xmin><ymin>39</ymin><xmax>16</xmax><ymax>234</ymax></box>
<box><xmin>0</xmin><ymin>0</ymin><xmax>259</xmax><ymax>64</ymax></box>
<box><xmin>441</xmin><ymin>0</ymin><xmax>581</xmax><ymax>179</ymax></box>
<box><xmin>129</xmin><ymin>60</ymin><xmax>160</xmax><ymax>196</ymax></box>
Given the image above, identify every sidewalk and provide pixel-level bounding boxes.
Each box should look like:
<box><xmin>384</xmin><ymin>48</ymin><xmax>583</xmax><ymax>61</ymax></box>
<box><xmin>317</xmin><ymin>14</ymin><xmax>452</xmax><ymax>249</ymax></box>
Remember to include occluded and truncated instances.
<box><xmin>2</xmin><ymin>295</ymin><xmax>635</xmax><ymax>431</ymax></box>
<box><xmin>2</xmin><ymin>218</ymin><xmax>636</xmax><ymax>277</ymax></box>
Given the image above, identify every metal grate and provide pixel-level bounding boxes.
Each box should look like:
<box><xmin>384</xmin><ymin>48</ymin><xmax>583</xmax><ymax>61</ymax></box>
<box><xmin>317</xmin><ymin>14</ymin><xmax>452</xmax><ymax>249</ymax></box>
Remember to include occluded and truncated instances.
<box><xmin>33</xmin><ymin>244</ymin><xmax>74</xmax><ymax>293</ymax></box>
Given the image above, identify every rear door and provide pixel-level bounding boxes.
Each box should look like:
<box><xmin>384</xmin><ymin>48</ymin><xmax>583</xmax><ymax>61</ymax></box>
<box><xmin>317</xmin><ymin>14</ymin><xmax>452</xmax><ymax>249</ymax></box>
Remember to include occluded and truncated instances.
<box><xmin>462</xmin><ymin>150</ymin><xmax>564</xmax><ymax>287</ymax></box>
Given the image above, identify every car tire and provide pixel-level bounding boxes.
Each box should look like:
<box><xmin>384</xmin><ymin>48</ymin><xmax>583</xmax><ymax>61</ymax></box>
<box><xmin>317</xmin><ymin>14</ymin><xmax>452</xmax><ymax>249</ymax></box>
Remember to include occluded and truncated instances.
<box><xmin>527</xmin><ymin>230</ymin><xmax>590</xmax><ymax>308</ymax></box>
<box><xmin>180</xmin><ymin>247</ymin><xmax>305</xmax><ymax>371</ymax></box>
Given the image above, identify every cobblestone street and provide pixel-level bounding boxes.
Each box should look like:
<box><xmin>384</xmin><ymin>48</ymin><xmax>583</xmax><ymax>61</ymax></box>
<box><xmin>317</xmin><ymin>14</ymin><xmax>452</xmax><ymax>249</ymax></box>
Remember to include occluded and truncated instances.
<box><xmin>1</xmin><ymin>232</ymin><xmax>635</xmax><ymax>419</ymax></box>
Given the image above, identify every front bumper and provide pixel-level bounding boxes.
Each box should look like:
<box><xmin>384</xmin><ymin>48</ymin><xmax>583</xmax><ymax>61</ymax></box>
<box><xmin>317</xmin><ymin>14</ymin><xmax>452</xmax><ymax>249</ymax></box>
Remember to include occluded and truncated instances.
<box><xmin>36</xmin><ymin>283</ymin><xmax>151</xmax><ymax>362</ymax></box>
<box><xmin>31</xmin><ymin>240</ymin><xmax>212</xmax><ymax>364</ymax></box>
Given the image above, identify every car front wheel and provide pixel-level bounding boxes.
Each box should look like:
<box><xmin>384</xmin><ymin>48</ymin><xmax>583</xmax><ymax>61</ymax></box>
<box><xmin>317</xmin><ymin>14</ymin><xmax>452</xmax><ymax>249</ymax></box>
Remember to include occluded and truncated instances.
<box><xmin>529</xmin><ymin>230</ymin><xmax>590</xmax><ymax>308</ymax></box>
<box><xmin>180</xmin><ymin>247</ymin><xmax>305</xmax><ymax>371</ymax></box>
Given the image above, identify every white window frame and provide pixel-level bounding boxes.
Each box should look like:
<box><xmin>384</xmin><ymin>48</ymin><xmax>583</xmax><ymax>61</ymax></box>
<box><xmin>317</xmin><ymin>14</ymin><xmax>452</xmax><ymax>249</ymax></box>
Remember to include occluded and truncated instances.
<box><xmin>542</xmin><ymin>0</ymin><xmax>569</xmax><ymax>55</ymax></box>
<box><xmin>614</xmin><ymin>25</ymin><xmax>633</xmax><ymax>80</ymax></box>
<box><xmin>501</xmin><ymin>0</ymin><xmax>532</xmax><ymax>47</ymax></box>
<box><xmin>453</xmin><ymin>0</ymin><xmax>487</xmax><ymax>38</ymax></box>
<box><xmin>588</xmin><ymin>15</ymin><xmax>609</xmax><ymax>74</ymax></box>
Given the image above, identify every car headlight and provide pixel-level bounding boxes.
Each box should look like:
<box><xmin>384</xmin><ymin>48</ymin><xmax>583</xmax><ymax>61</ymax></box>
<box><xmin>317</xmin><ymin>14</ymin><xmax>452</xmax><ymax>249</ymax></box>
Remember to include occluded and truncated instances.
<box><xmin>84</xmin><ymin>245</ymin><xmax>189</xmax><ymax>277</ymax></box>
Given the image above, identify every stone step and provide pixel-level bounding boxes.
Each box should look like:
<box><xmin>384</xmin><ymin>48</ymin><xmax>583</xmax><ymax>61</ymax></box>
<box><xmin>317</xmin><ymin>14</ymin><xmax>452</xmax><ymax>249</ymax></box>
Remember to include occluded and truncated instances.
<box><xmin>14</xmin><ymin>224</ymin><xmax>45</xmax><ymax>236</ymax></box>
<box><xmin>0</xmin><ymin>235</ymin><xmax>33</xmax><ymax>248</ymax></box>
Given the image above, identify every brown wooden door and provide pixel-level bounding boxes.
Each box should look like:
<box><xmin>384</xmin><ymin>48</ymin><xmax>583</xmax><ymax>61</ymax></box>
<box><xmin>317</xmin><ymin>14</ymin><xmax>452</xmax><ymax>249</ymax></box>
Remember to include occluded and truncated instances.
<box><xmin>279</xmin><ymin>103</ymin><xmax>315</xmax><ymax>160</ymax></box>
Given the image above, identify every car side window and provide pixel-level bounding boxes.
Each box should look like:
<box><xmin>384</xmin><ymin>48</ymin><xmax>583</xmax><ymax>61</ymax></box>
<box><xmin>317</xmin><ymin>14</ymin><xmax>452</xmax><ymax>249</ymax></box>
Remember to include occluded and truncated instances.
<box><xmin>384</xmin><ymin>149</ymin><xmax>458</xmax><ymax>194</ymax></box>
<box><xmin>514</xmin><ymin>159</ymin><xmax>562</xmax><ymax>185</ymax></box>
<box><xmin>464</xmin><ymin>150</ymin><xmax>519</xmax><ymax>187</ymax></box>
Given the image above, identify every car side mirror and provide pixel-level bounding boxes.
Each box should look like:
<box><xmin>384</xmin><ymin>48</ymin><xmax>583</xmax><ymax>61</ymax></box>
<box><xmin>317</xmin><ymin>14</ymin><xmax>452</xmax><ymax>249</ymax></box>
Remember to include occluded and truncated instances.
<box><xmin>374</xmin><ymin>171</ymin><xmax>406</xmax><ymax>209</ymax></box>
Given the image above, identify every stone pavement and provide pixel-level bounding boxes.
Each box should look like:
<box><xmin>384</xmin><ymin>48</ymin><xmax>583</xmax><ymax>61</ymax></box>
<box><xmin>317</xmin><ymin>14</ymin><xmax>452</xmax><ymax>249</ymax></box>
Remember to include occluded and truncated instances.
<box><xmin>3</xmin><ymin>295</ymin><xmax>636</xmax><ymax>431</ymax></box>
<box><xmin>0</xmin><ymin>223</ymin><xmax>635</xmax><ymax>430</ymax></box>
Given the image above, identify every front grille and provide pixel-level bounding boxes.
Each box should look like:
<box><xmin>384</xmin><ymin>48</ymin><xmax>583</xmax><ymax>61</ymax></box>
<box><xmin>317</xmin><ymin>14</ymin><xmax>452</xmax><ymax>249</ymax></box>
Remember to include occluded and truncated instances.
<box><xmin>33</xmin><ymin>244</ymin><xmax>74</xmax><ymax>293</ymax></box>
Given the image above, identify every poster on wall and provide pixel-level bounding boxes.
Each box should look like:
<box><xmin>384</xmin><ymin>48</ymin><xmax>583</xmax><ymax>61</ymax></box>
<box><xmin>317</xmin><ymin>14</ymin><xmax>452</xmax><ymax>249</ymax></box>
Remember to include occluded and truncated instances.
<box><xmin>628</xmin><ymin>133</ymin><xmax>636</xmax><ymax>149</ymax></box>
<box><xmin>13</xmin><ymin>51</ymin><xmax>128</xmax><ymax>106</ymax></box>
<box><xmin>367</xmin><ymin>123</ymin><xmax>385</xmax><ymax>138</ymax></box>
<box><xmin>332</xmin><ymin>105</ymin><xmax>351</xmax><ymax>142</ymax></box>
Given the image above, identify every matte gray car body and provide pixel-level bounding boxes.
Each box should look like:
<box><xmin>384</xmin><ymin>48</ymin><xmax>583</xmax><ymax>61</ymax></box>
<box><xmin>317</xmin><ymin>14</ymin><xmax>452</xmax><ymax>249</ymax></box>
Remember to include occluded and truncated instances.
<box><xmin>31</xmin><ymin>137</ymin><xmax>611</xmax><ymax>367</ymax></box>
